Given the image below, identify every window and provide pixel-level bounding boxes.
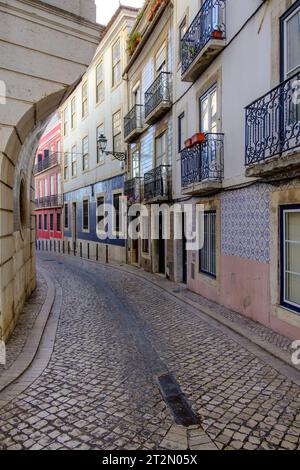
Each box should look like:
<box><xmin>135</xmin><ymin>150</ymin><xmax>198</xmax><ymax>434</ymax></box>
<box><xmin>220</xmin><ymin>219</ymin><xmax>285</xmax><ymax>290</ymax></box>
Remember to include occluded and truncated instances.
<box><xmin>178</xmin><ymin>112</ymin><xmax>185</xmax><ymax>152</ymax></box>
<box><xmin>50</xmin><ymin>175</ymin><xmax>54</xmax><ymax>196</ymax></box>
<box><xmin>39</xmin><ymin>180</ymin><xmax>43</xmax><ymax>199</ymax></box>
<box><xmin>82</xmin><ymin>199</ymin><xmax>89</xmax><ymax>231</ymax></box>
<box><xmin>96</xmin><ymin>62</ymin><xmax>104</xmax><ymax>103</ymax></box>
<box><xmin>50</xmin><ymin>144</ymin><xmax>54</xmax><ymax>156</ymax></box>
<box><xmin>112</xmin><ymin>39</ymin><xmax>121</xmax><ymax>87</ymax></box>
<box><xmin>50</xmin><ymin>213</ymin><xmax>54</xmax><ymax>231</ymax></box>
<box><xmin>96</xmin><ymin>196</ymin><xmax>106</xmax><ymax>233</ymax></box>
<box><xmin>82</xmin><ymin>136</ymin><xmax>89</xmax><ymax>171</ymax></box>
<box><xmin>113</xmin><ymin>193</ymin><xmax>122</xmax><ymax>235</ymax></box>
<box><xmin>179</xmin><ymin>17</ymin><xmax>187</xmax><ymax>62</ymax></box>
<box><xmin>63</xmin><ymin>108</ymin><xmax>68</xmax><ymax>136</ymax></box>
<box><xmin>282</xmin><ymin>3</ymin><xmax>300</xmax><ymax>79</ymax></box>
<box><xmin>280</xmin><ymin>206</ymin><xmax>300</xmax><ymax>313</ymax></box>
<box><xmin>71</xmin><ymin>97</ymin><xmax>76</xmax><ymax>129</ymax></box>
<box><xmin>82</xmin><ymin>82</ymin><xmax>88</xmax><ymax>118</ymax></box>
<box><xmin>156</xmin><ymin>44</ymin><xmax>166</xmax><ymax>74</ymax></box>
<box><xmin>155</xmin><ymin>132</ymin><xmax>167</xmax><ymax>166</ymax></box>
<box><xmin>64</xmin><ymin>153</ymin><xmax>69</xmax><ymax>180</ymax></box>
<box><xmin>57</xmin><ymin>213</ymin><xmax>61</xmax><ymax>232</ymax></box>
<box><xmin>64</xmin><ymin>203</ymin><xmax>69</xmax><ymax>229</ymax></box>
<box><xmin>97</xmin><ymin>124</ymin><xmax>104</xmax><ymax>164</ymax></box>
<box><xmin>57</xmin><ymin>173</ymin><xmax>61</xmax><ymax>195</ymax></box>
<box><xmin>71</xmin><ymin>146</ymin><xmax>77</xmax><ymax>177</ymax></box>
<box><xmin>44</xmin><ymin>179</ymin><xmax>48</xmax><ymax>197</ymax></box>
<box><xmin>200</xmin><ymin>85</ymin><xmax>218</xmax><ymax>134</ymax></box>
<box><xmin>113</xmin><ymin>110</ymin><xmax>122</xmax><ymax>153</ymax></box>
<box><xmin>131</xmin><ymin>148</ymin><xmax>140</xmax><ymax>178</ymax></box>
<box><xmin>56</xmin><ymin>140</ymin><xmax>61</xmax><ymax>163</ymax></box>
<box><xmin>38</xmin><ymin>214</ymin><xmax>42</xmax><ymax>230</ymax></box>
<box><xmin>44</xmin><ymin>214</ymin><xmax>48</xmax><ymax>231</ymax></box>
<box><xmin>200</xmin><ymin>211</ymin><xmax>216</xmax><ymax>277</ymax></box>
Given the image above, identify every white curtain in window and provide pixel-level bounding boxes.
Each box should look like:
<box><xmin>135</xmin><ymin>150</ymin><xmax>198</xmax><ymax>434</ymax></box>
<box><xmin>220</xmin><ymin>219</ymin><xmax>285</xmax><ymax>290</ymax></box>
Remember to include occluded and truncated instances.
<box><xmin>286</xmin><ymin>9</ymin><xmax>300</xmax><ymax>76</ymax></box>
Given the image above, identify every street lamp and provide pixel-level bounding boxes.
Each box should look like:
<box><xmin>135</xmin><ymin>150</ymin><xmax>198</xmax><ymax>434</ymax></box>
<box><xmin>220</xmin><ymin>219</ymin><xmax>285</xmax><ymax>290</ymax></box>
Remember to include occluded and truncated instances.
<box><xmin>97</xmin><ymin>134</ymin><xmax>127</xmax><ymax>162</ymax></box>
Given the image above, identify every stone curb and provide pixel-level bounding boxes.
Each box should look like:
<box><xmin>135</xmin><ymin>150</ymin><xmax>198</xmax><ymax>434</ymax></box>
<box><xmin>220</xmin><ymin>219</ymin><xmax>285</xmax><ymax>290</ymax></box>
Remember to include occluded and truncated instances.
<box><xmin>0</xmin><ymin>267</ymin><xmax>56</xmax><ymax>403</ymax></box>
<box><xmin>41</xmin><ymin>250</ymin><xmax>300</xmax><ymax>379</ymax></box>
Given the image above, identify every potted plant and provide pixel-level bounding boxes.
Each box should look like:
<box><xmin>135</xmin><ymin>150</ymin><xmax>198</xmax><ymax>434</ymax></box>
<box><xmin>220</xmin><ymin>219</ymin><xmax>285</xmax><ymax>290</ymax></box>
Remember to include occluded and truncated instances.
<box><xmin>212</xmin><ymin>30</ymin><xmax>223</xmax><ymax>39</ymax></box>
<box><xmin>128</xmin><ymin>32</ymin><xmax>142</xmax><ymax>56</ymax></box>
<box><xmin>191</xmin><ymin>133</ymin><xmax>206</xmax><ymax>145</ymax></box>
<box><xmin>185</xmin><ymin>138</ymin><xmax>193</xmax><ymax>148</ymax></box>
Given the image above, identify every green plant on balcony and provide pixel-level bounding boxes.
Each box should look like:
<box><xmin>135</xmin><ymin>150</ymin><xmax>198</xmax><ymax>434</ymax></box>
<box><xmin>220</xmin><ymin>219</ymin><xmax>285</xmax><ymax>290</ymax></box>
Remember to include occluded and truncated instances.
<box><xmin>127</xmin><ymin>31</ymin><xmax>142</xmax><ymax>57</ymax></box>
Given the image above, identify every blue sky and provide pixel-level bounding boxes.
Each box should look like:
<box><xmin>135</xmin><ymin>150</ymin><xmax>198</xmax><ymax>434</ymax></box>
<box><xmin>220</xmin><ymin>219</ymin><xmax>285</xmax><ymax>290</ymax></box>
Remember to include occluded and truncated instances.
<box><xmin>95</xmin><ymin>0</ymin><xmax>144</xmax><ymax>25</ymax></box>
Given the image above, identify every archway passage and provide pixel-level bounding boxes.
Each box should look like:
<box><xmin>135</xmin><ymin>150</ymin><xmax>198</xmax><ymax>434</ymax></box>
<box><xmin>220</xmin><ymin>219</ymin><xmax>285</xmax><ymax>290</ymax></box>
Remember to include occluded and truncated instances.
<box><xmin>0</xmin><ymin>0</ymin><xmax>103</xmax><ymax>340</ymax></box>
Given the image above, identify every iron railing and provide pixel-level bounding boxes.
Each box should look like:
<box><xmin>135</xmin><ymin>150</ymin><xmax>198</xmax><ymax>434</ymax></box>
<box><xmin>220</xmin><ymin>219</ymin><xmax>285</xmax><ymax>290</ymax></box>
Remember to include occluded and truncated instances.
<box><xmin>144</xmin><ymin>165</ymin><xmax>171</xmax><ymax>201</ymax></box>
<box><xmin>34</xmin><ymin>195</ymin><xmax>63</xmax><ymax>209</ymax></box>
<box><xmin>245</xmin><ymin>71</ymin><xmax>300</xmax><ymax>165</ymax></box>
<box><xmin>124</xmin><ymin>177</ymin><xmax>143</xmax><ymax>204</ymax></box>
<box><xmin>181</xmin><ymin>133</ymin><xmax>224</xmax><ymax>188</ymax></box>
<box><xmin>35</xmin><ymin>152</ymin><xmax>60</xmax><ymax>174</ymax></box>
<box><xmin>145</xmin><ymin>72</ymin><xmax>172</xmax><ymax>119</ymax></box>
<box><xmin>181</xmin><ymin>0</ymin><xmax>226</xmax><ymax>76</ymax></box>
<box><xmin>124</xmin><ymin>105</ymin><xmax>143</xmax><ymax>139</ymax></box>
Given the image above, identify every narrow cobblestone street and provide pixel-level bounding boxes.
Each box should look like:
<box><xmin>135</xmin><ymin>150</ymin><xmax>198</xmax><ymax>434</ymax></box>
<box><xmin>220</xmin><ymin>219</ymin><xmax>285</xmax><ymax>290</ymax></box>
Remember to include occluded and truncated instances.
<box><xmin>0</xmin><ymin>252</ymin><xmax>300</xmax><ymax>450</ymax></box>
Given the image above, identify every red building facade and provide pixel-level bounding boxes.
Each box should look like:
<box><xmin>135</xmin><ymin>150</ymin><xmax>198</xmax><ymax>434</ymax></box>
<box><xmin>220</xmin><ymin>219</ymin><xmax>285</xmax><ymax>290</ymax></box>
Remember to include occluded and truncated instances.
<box><xmin>34</xmin><ymin>116</ymin><xmax>62</xmax><ymax>242</ymax></box>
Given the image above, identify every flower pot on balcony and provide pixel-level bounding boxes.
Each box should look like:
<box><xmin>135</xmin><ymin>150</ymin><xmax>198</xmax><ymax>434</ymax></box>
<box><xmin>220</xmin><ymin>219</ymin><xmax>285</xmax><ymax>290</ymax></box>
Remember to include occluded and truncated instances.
<box><xmin>212</xmin><ymin>30</ymin><xmax>223</xmax><ymax>39</ymax></box>
<box><xmin>192</xmin><ymin>133</ymin><xmax>206</xmax><ymax>145</ymax></box>
<box><xmin>185</xmin><ymin>138</ymin><xmax>193</xmax><ymax>149</ymax></box>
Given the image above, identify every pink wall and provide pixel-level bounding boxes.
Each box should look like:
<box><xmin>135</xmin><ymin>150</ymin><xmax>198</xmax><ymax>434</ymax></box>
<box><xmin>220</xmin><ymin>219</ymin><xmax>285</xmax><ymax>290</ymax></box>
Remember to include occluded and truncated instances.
<box><xmin>188</xmin><ymin>254</ymin><xmax>300</xmax><ymax>340</ymax></box>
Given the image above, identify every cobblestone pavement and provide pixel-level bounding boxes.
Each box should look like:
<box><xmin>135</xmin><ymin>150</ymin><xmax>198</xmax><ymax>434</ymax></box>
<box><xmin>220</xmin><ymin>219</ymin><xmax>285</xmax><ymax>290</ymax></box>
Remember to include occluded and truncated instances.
<box><xmin>0</xmin><ymin>253</ymin><xmax>300</xmax><ymax>450</ymax></box>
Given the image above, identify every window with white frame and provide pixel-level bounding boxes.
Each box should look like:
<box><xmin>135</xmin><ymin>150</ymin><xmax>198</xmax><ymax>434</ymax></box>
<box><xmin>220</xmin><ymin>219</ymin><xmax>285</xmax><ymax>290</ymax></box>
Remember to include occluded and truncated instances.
<box><xmin>179</xmin><ymin>17</ymin><xmax>187</xmax><ymax>63</ymax></box>
<box><xmin>178</xmin><ymin>112</ymin><xmax>185</xmax><ymax>152</ymax></box>
<box><xmin>71</xmin><ymin>146</ymin><xmax>77</xmax><ymax>177</ymax></box>
<box><xmin>96</xmin><ymin>62</ymin><xmax>104</xmax><ymax>103</ymax></box>
<box><xmin>71</xmin><ymin>97</ymin><xmax>76</xmax><ymax>129</ymax></box>
<box><xmin>283</xmin><ymin>4</ymin><xmax>300</xmax><ymax>79</ymax></box>
<box><xmin>200</xmin><ymin>211</ymin><xmax>217</xmax><ymax>278</ymax></box>
<box><xmin>155</xmin><ymin>132</ymin><xmax>167</xmax><ymax>166</ymax></box>
<box><xmin>64</xmin><ymin>153</ymin><xmax>69</xmax><ymax>180</ymax></box>
<box><xmin>63</xmin><ymin>108</ymin><xmax>68</xmax><ymax>136</ymax></box>
<box><xmin>82</xmin><ymin>82</ymin><xmax>88</xmax><ymax>118</ymax></box>
<box><xmin>281</xmin><ymin>206</ymin><xmax>300</xmax><ymax>313</ymax></box>
<box><xmin>112</xmin><ymin>39</ymin><xmax>121</xmax><ymax>87</ymax></box>
<box><xmin>82</xmin><ymin>136</ymin><xmax>89</xmax><ymax>171</ymax></box>
<box><xmin>82</xmin><ymin>199</ymin><xmax>89</xmax><ymax>231</ymax></box>
<box><xmin>44</xmin><ymin>178</ymin><xmax>48</xmax><ymax>197</ymax></box>
<box><xmin>113</xmin><ymin>110</ymin><xmax>122</xmax><ymax>152</ymax></box>
<box><xmin>50</xmin><ymin>175</ymin><xmax>54</xmax><ymax>196</ymax></box>
<box><xmin>97</xmin><ymin>124</ymin><xmax>104</xmax><ymax>164</ymax></box>
<box><xmin>200</xmin><ymin>85</ymin><xmax>218</xmax><ymax>134</ymax></box>
<box><xmin>131</xmin><ymin>148</ymin><xmax>140</xmax><ymax>178</ymax></box>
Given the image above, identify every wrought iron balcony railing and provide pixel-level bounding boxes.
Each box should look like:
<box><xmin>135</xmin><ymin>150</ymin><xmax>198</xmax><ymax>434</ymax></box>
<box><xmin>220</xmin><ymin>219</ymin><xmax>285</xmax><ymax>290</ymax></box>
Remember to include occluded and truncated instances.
<box><xmin>144</xmin><ymin>165</ymin><xmax>171</xmax><ymax>201</ymax></box>
<box><xmin>181</xmin><ymin>133</ymin><xmax>224</xmax><ymax>188</ymax></box>
<box><xmin>124</xmin><ymin>105</ymin><xmax>143</xmax><ymax>141</ymax></box>
<box><xmin>124</xmin><ymin>177</ymin><xmax>143</xmax><ymax>205</ymax></box>
<box><xmin>181</xmin><ymin>0</ymin><xmax>226</xmax><ymax>77</ymax></box>
<box><xmin>35</xmin><ymin>152</ymin><xmax>60</xmax><ymax>174</ymax></box>
<box><xmin>34</xmin><ymin>195</ymin><xmax>63</xmax><ymax>209</ymax></box>
<box><xmin>245</xmin><ymin>71</ymin><xmax>300</xmax><ymax>165</ymax></box>
<box><xmin>145</xmin><ymin>72</ymin><xmax>172</xmax><ymax>120</ymax></box>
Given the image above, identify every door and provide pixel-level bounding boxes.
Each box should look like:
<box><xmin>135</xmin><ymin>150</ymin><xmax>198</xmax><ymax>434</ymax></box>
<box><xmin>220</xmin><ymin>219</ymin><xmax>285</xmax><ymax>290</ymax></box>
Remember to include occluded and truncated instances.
<box><xmin>72</xmin><ymin>202</ymin><xmax>77</xmax><ymax>251</ymax></box>
<box><xmin>182</xmin><ymin>212</ymin><xmax>187</xmax><ymax>284</ymax></box>
<box><xmin>200</xmin><ymin>85</ymin><xmax>218</xmax><ymax>179</ymax></box>
<box><xmin>158</xmin><ymin>213</ymin><xmax>165</xmax><ymax>274</ymax></box>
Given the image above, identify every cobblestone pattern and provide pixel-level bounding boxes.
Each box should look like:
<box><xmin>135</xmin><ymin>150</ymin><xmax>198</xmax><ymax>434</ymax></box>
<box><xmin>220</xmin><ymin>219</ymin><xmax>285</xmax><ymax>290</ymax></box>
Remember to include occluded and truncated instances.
<box><xmin>0</xmin><ymin>275</ymin><xmax>47</xmax><ymax>371</ymax></box>
<box><xmin>0</xmin><ymin>254</ymin><xmax>299</xmax><ymax>450</ymax></box>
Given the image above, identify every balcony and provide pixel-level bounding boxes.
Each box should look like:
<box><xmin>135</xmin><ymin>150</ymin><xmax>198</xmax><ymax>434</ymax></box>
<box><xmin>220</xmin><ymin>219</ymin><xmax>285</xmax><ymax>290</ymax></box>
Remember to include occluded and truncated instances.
<box><xmin>245</xmin><ymin>71</ymin><xmax>300</xmax><ymax>178</ymax></box>
<box><xmin>181</xmin><ymin>0</ymin><xmax>226</xmax><ymax>83</ymax></box>
<box><xmin>124</xmin><ymin>177</ymin><xmax>143</xmax><ymax>205</ymax></box>
<box><xmin>124</xmin><ymin>105</ymin><xmax>143</xmax><ymax>143</ymax></box>
<box><xmin>144</xmin><ymin>165</ymin><xmax>171</xmax><ymax>202</ymax></box>
<box><xmin>145</xmin><ymin>72</ymin><xmax>172</xmax><ymax>125</ymax></box>
<box><xmin>181</xmin><ymin>133</ymin><xmax>224</xmax><ymax>195</ymax></box>
<box><xmin>34</xmin><ymin>195</ymin><xmax>63</xmax><ymax>209</ymax></box>
<box><xmin>35</xmin><ymin>153</ymin><xmax>60</xmax><ymax>174</ymax></box>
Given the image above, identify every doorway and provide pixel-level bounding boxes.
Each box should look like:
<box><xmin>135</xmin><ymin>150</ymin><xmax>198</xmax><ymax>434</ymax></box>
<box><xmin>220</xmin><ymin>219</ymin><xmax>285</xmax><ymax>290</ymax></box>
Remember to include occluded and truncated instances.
<box><xmin>72</xmin><ymin>202</ymin><xmax>77</xmax><ymax>252</ymax></box>
<box><xmin>158</xmin><ymin>213</ymin><xmax>165</xmax><ymax>274</ymax></box>
<box><xmin>182</xmin><ymin>212</ymin><xmax>187</xmax><ymax>284</ymax></box>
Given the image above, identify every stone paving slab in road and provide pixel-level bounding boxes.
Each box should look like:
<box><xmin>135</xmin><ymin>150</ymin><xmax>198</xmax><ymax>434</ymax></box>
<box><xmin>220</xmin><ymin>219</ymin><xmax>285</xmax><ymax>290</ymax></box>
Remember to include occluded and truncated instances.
<box><xmin>0</xmin><ymin>252</ymin><xmax>299</xmax><ymax>450</ymax></box>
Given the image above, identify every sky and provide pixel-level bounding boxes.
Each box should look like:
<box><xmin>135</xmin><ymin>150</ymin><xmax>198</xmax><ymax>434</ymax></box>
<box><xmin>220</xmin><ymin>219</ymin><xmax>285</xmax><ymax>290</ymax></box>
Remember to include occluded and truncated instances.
<box><xmin>96</xmin><ymin>0</ymin><xmax>144</xmax><ymax>25</ymax></box>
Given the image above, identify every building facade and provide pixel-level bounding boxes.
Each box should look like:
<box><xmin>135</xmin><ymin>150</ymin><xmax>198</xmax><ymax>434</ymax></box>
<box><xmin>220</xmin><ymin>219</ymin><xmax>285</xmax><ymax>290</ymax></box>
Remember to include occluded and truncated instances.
<box><xmin>171</xmin><ymin>0</ymin><xmax>300</xmax><ymax>340</ymax></box>
<box><xmin>61</xmin><ymin>6</ymin><xmax>138</xmax><ymax>263</ymax></box>
<box><xmin>34</xmin><ymin>116</ymin><xmax>63</xmax><ymax>245</ymax></box>
<box><xmin>123</xmin><ymin>0</ymin><xmax>174</xmax><ymax>277</ymax></box>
